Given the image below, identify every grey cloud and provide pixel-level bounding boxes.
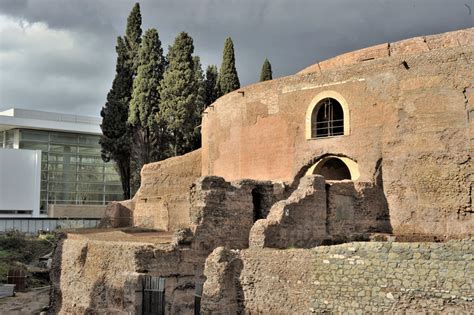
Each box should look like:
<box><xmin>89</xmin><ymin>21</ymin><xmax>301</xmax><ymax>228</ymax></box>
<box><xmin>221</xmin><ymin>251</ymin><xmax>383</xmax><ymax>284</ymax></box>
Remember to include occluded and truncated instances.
<box><xmin>0</xmin><ymin>0</ymin><xmax>472</xmax><ymax>116</ymax></box>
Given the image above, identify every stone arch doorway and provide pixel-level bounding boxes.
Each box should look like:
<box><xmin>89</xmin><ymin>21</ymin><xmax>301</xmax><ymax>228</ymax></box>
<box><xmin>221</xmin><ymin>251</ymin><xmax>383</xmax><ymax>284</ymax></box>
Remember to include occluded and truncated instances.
<box><xmin>305</xmin><ymin>156</ymin><xmax>360</xmax><ymax>180</ymax></box>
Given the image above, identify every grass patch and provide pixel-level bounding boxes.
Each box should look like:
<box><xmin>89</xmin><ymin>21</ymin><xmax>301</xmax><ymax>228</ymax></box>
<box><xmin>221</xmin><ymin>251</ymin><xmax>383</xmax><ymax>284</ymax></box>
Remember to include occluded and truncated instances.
<box><xmin>0</xmin><ymin>231</ymin><xmax>56</xmax><ymax>287</ymax></box>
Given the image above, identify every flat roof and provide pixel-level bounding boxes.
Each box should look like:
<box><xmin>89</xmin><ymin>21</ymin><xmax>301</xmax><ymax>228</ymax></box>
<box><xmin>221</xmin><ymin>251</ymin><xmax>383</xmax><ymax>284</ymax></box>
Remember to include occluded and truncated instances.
<box><xmin>0</xmin><ymin>108</ymin><xmax>102</xmax><ymax>135</ymax></box>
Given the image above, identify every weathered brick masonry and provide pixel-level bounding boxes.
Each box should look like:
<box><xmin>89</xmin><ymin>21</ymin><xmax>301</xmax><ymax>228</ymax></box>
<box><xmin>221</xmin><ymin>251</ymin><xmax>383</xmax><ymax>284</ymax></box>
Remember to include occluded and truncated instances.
<box><xmin>202</xmin><ymin>28</ymin><xmax>473</xmax><ymax>238</ymax></box>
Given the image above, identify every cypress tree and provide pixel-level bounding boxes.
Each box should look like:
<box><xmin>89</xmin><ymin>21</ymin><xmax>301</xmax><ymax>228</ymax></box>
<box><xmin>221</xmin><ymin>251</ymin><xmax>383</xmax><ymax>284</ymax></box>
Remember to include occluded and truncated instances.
<box><xmin>122</xmin><ymin>2</ymin><xmax>143</xmax><ymax>195</ymax></box>
<box><xmin>218</xmin><ymin>37</ymin><xmax>240</xmax><ymax>95</ymax></box>
<box><xmin>193</xmin><ymin>56</ymin><xmax>206</xmax><ymax>114</ymax></box>
<box><xmin>159</xmin><ymin>32</ymin><xmax>198</xmax><ymax>156</ymax></box>
<box><xmin>128</xmin><ymin>28</ymin><xmax>166</xmax><ymax>167</ymax></box>
<box><xmin>204</xmin><ymin>65</ymin><xmax>219</xmax><ymax>106</ymax></box>
<box><xmin>125</xmin><ymin>3</ymin><xmax>142</xmax><ymax>74</ymax></box>
<box><xmin>259</xmin><ymin>58</ymin><xmax>272</xmax><ymax>82</ymax></box>
<box><xmin>100</xmin><ymin>36</ymin><xmax>132</xmax><ymax>199</ymax></box>
<box><xmin>190</xmin><ymin>56</ymin><xmax>206</xmax><ymax>149</ymax></box>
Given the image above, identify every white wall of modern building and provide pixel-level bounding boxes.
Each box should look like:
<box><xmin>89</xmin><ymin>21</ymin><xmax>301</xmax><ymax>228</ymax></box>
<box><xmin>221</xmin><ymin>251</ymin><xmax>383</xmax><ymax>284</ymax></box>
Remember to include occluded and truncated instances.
<box><xmin>0</xmin><ymin>148</ymin><xmax>42</xmax><ymax>217</ymax></box>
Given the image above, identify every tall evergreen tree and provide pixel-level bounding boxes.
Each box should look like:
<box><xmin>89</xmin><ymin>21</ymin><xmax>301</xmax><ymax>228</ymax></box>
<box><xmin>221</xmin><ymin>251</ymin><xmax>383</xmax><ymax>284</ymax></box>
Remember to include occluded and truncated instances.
<box><xmin>128</xmin><ymin>28</ymin><xmax>166</xmax><ymax>168</ymax></box>
<box><xmin>218</xmin><ymin>37</ymin><xmax>240</xmax><ymax>95</ymax></box>
<box><xmin>193</xmin><ymin>56</ymin><xmax>206</xmax><ymax>114</ymax></box>
<box><xmin>204</xmin><ymin>65</ymin><xmax>219</xmax><ymax>106</ymax></box>
<box><xmin>100</xmin><ymin>37</ymin><xmax>132</xmax><ymax>199</ymax></box>
<box><xmin>123</xmin><ymin>3</ymin><xmax>143</xmax><ymax>195</ymax></box>
<box><xmin>159</xmin><ymin>32</ymin><xmax>199</xmax><ymax>156</ymax></box>
<box><xmin>259</xmin><ymin>58</ymin><xmax>272</xmax><ymax>82</ymax></box>
<box><xmin>125</xmin><ymin>3</ymin><xmax>142</xmax><ymax>74</ymax></box>
<box><xmin>190</xmin><ymin>56</ymin><xmax>206</xmax><ymax>149</ymax></box>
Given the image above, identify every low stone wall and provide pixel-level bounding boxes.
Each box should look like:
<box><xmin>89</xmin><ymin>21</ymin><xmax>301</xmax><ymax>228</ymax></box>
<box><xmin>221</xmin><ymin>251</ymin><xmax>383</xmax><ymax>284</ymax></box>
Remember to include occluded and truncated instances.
<box><xmin>133</xmin><ymin>149</ymin><xmax>202</xmax><ymax>230</ymax></box>
<box><xmin>48</xmin><ymin>204</ymin><xmax>106</xmax><ymax>218</ymax></box>
<box><xmin>202</xmin><ymin>239</ymin><xmax>473</xmax><ymax>314</ymax></box>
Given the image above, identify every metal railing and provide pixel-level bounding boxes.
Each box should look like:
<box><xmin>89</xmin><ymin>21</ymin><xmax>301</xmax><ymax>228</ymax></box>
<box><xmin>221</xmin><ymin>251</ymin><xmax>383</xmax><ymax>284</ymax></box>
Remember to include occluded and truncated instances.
<box><xmin>0</xmin><ymin>217</ymin><xmax>101</xmax><ymax>234</ymax></box>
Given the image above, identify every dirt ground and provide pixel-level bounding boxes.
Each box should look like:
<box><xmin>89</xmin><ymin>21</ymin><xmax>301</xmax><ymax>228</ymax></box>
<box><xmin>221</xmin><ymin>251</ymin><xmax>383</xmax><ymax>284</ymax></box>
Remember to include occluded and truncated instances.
<box><xmin>0</xmin><ymin>286</ymin><xmax>49</xmax><ymax>315</ymax></box>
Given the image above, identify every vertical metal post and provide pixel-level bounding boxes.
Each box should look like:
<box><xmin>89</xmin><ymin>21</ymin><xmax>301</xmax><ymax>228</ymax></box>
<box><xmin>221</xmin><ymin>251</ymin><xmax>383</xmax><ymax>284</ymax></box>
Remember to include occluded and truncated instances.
<box><xmin>194</xmin><ymin>283</ymin><xmax>203</xmax><ymax>315</ymax></box>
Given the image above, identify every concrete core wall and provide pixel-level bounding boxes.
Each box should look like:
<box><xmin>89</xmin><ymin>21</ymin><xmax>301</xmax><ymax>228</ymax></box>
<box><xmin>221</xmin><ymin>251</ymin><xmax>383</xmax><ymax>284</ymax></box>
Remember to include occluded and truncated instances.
<box><xmin>132</xmin><ymin>149</ymin><xmax>202</xmax><ymax>231</ymax></box>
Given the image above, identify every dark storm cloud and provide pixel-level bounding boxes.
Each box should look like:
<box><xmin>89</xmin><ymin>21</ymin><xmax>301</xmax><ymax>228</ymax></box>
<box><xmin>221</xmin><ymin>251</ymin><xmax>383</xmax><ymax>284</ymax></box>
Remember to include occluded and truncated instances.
<box><xmin>0</xmin><ymin>0</ymin><xmax>473</xmax><ymax>116</ymax></box>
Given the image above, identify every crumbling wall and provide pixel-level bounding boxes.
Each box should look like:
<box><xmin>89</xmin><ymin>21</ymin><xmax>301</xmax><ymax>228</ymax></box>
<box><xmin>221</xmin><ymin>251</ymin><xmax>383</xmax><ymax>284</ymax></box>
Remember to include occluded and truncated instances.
<box><xmin>133</xmin><ymin>149</ymin><xmax>201</xmax><ymax>230</ymax></box>
<box><xmin>50</xmin><ymin>238</ymin><xmax>143</xmax><ymax>314</ymax></box>
<box><xmin>49</xmin><ymin>236</ymin><xmax>205</xmax><ymax>315</ymax></box>
<box><xmin>250</xmin><ymin>175</ymin><xmax>391</xmax><ymax>248</ymax></box>
<box><xmin>327</xmin><ymin>180</ymin><xmax>391</xmax><ymax>242</ymax></box>
<box><xmin>249</xmin><ymin>175</ymin><xmax>328</xmax><ymax>248</ymax></box>
<box><xmin>52</xmin><ymin>175</ymin><xmax>286</xmax><ymax>314</ymax></box>
<box><xmin>99</xmin><ymin>201</ymin><xmax>133</xmax><ymax>228</ymax></box>
<box><xmin>200</xmin><ymin>247</ymin><xmax>244</xmax><ymax>314</ymax></box>
<box><xmin>202</xmin><ymin>239</ymin><xmax>474</xmax><ymax>314</ymax></box>
<box><xmin>190</xmin><ymin>176</ymin><xmax>286</xmax><ymax>252</ymax></box>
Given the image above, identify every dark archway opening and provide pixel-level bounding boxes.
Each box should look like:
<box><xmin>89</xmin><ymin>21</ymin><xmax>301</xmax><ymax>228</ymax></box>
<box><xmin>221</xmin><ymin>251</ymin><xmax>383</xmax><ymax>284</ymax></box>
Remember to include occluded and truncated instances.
<box><xmin>252</xmin><ymin>189</ymin><xmax>264</xmax><ymax>222</ymax></box>
<box><xmin>311</xmin><ymin>98</ymin><xmax>344</xmax><ymax>138</ymax></box>
<box><xmin>314</xmin><ymin>158</ymin><xmax>351</xmax><ymax>180</ymax></box>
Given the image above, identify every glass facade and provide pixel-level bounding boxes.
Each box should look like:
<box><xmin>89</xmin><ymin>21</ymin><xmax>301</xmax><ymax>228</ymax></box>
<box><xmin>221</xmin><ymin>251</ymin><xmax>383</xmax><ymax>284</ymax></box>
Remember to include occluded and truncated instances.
<box><xmin>1</xmin><ymin>130</ymin><xmax>16</xmax><ymax>148</ymax></box>
<box><xmin>14</xmin><ymin>129</ymin><xmax>123</xmax><ymax>214</ymax></box>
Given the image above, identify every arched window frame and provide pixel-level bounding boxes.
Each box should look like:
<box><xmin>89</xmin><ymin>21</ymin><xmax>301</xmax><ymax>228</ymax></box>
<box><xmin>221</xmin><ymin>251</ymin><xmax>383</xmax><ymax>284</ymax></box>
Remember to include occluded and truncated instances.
<box><xmin>305</xmin><ymin>91</ymin><xmax>350</xmax><ymax>139</ymax></box>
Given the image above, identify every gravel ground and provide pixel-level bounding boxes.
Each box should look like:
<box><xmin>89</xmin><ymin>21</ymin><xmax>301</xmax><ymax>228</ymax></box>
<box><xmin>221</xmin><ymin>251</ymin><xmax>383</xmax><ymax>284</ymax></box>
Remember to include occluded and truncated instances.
<box><xmin>0</xmin><ymin>286</ymin><xmax>49</xmax><ymax>315</ymax></box>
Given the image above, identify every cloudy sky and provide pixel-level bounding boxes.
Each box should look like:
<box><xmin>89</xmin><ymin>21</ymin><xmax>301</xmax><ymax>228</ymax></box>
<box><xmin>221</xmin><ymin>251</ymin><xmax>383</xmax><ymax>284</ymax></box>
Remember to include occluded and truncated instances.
<box><xmin>0</xmin><ymin>0</ymin><xmax>472</xmax><ymax>117</ymax></box>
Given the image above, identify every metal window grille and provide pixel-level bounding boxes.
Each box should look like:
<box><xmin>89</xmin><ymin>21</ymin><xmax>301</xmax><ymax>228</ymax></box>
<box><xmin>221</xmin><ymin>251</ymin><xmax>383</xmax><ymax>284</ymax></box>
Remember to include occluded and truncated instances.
<box><xmin>311</xmin><ymin>98</ymin><xmax>344</xmax><ymax>138</ymax></box>
<box><xmin>143</xmin><ymin>276</ymin><xmax>166</xmax><ymax>315</ymax></box>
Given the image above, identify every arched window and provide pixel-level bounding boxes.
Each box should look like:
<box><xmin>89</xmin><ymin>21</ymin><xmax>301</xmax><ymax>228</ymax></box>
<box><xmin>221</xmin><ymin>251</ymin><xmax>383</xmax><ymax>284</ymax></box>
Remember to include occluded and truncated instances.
<box><xmin>311</xmin><ymin>98</ymin><xmax>344</xmax><ymax>138</ymax></box>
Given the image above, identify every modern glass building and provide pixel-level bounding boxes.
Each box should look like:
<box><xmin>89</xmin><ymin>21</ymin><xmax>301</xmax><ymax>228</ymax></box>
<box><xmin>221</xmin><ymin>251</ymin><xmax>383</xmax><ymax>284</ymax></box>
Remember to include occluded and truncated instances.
<box><xmin>0</xmin><ymin>108</ymin><xmax>123</xmax><ymax>218</ymax></box>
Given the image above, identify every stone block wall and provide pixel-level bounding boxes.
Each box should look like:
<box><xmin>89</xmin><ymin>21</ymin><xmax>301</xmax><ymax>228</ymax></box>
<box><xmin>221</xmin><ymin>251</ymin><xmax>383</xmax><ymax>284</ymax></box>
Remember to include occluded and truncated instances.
<box><xmin>202</xmin><ymin>239</ymin><xmax>474</xmax><ymax>314</ymax></box>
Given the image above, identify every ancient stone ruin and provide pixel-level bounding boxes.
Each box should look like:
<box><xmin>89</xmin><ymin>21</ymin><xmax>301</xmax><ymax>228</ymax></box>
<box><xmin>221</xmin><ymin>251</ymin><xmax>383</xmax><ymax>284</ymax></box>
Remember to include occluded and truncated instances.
<box><xmin>50</xmin><ymin>28</ymin><xmax>473</xmax><ymax>314</ymax></box>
